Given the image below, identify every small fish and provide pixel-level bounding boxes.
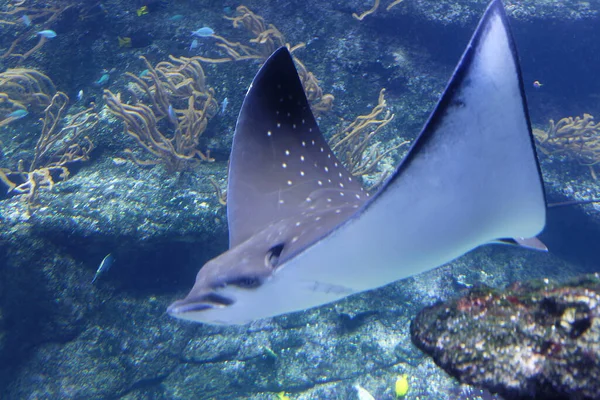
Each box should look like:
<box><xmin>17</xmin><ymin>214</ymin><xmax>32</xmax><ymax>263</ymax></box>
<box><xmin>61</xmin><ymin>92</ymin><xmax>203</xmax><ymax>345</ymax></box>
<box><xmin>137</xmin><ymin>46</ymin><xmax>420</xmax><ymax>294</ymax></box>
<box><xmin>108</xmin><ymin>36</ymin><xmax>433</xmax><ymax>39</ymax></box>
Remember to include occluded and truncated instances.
<box><xmin>263</xmin><ymin>346</ymin><xmax>278</xmax><ymax>359</ymax></box>
<box><xmin>395</xmin><ymin>374</ymin><xmax>409</xmax><ymax>398</ymax></box>
<box><xmin>7</xmin><ymin>109</ymin><xmax>28</xmax><ymax>119</ymax></box>
<box><xmin>136</xmin><ymin>5</ymin><xmax>149</xmax><ymax>16</ymax></box>
<box><xmin>94</xmin><ymin>73</ymin><xmax>110</xmax><ymax>86</ymax></box>
<box><xmin>139</xmin><ymin>69</ymin><xmax>150</xmax><ymax>77</ymax></box>
<box><xmin>221</xmin><ymin>97</ymin><xmax>228</xmax><ymax>114</ymax></box>
<box><xmin>118</xmin><ymin>36</ymin><xmax>132</xmax><ymax>48</ymax></box>
<box><xmin>189</xmin><ymin>39</ymin><xmax>198</xmax><ymax>52</ymax></box>
<box><xmin>77</xmin><ymin>90</ymin><xmax>84</xmax><ymax>101</ymax></box>
<box><xmin>533</xmin><ymin>80</ymin><xmax>543</xmax><ymax>89</ymax></box>
<box><xmin>275</xmin><ymin>392</ymin><xmax>290</xmax><ymax>400</ymax></box>
<box><xmin>354</xmin><ymin>384</ymin><xmax>376</xmax><ymax>400</ymax></box>
<box><xmin>92</xmin><ymin>253</ymin><xmax>115</xmax><ymax>284</ymax></box>
<box><xmin>36</xmin><ymin>30</ymin><xmax>57</xmax><ymax>39</ymax></box>
<box><xmin>167</xmin><ymin>104</ymin><xmax>178</xmax><ymax>125</ymax></box>
<box><xmin>191</xmin><ymin>27</ymin><xmax>214</xmax><ymax>37</ymax></box>
<box><xmin>21</xmin><ymin>15</ymin><xmax>31</xmax><ymax>27</ymax></box>
<box><xmin>169</xmin><ymin>14</ymin><xmax>184</xmax><ymax>21</ymax></box>
<box><xmin>118</xmin><ymin>32</ymin><xmax>153</xmax><ymax>48</ymax></box>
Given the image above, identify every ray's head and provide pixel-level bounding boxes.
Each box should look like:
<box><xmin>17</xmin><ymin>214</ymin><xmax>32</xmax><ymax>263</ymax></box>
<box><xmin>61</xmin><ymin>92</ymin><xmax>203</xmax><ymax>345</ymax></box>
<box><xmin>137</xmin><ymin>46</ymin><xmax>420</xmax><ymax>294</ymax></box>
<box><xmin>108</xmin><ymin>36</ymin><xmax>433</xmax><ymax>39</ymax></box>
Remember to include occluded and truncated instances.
<box><xmin>167</xmin><ymin>240</ymin><xmax>286</xmax><ymax>325</ymax></box>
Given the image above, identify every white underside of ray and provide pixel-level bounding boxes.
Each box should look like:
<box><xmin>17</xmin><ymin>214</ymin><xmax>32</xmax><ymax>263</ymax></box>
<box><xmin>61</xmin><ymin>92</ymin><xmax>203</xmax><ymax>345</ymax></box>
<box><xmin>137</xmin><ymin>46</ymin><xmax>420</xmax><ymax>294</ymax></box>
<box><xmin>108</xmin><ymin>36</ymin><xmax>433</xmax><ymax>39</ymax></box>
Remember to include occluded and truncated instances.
<box><xmin>193</xmin><ymin>9</ymin><xmax>546</xmax><ymax>325</ymax></box>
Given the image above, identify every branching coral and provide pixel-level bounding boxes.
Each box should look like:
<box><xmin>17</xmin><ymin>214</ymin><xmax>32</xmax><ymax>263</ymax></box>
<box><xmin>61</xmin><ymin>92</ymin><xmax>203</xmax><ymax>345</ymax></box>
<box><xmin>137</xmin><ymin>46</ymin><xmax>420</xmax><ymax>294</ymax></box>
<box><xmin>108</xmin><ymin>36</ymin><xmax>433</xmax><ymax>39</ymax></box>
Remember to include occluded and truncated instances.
<box><xmin>330</xmin><ymin>89</ymin><xmax>407</xmax><ymax>187</ymax></box>
<box><xmin>0</xmin><ymin>67</ymin><xmax>55</xmax><ymax>127</ymax></box>
<box><xmin>534</xmin><ymin>113</ymin><xmax>600</xmax><ymax>179</ymax></box>
<box><xmin>0</xmin><ymin>92</ymin><xmax>98</xmax><ymax>204</ymax></box>
<box><xmin>353</xmin><ymin>0</ymin><xmax>406</xmax><ymax>21</ymax></box>
<box><xmin>104</xmin><ymin>55</ymin><xmax>218</xmax><ymax>172</ymax></box>
<box><xmin>219</xmin><ymin>5</ymin><xmax>286</xmax><ymax>61</ymax></box>
<box><xmin>0</xmin><ymin>4</ymin><xmax>70</xmax><ymax>63</ymax></box>
<box><xmin>200</xmin><ymin>5</ymin><xmax>334</xmax><ymax>115</ymax></box>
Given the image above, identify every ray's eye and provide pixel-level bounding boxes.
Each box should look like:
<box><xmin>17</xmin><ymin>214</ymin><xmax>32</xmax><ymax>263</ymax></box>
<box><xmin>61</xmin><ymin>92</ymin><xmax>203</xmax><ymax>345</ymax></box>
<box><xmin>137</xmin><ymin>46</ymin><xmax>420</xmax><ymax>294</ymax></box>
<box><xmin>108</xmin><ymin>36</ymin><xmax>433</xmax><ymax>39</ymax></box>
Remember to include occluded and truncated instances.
<box><xmin>265</xmin><ymin>243</ymin><xmax>285</xmax><ymax>268</ymax></box>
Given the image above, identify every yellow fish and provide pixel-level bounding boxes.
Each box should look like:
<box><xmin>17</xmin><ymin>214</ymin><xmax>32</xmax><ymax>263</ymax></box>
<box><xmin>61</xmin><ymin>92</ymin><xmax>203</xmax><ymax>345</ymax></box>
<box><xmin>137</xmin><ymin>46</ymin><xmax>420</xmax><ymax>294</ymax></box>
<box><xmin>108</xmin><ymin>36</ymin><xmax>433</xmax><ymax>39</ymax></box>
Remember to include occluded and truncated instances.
<box><xmin>118</xmin><ymin>36</ymin><xmax>132</xmax><ymax>48</ymax></box>
<box><xmin>395</xmin><ymin>374</ymin><xmax>409</xmax><ymax>398</ymax></box>
<box><xmin>276</xmin><ymin>391</ymin><xmax>290</xmax><ymax>400</ymax></box>
<box><xmin>136</xmin><ymin>6</ymin><xmax>149</xmax><ymax>17</ymax></box>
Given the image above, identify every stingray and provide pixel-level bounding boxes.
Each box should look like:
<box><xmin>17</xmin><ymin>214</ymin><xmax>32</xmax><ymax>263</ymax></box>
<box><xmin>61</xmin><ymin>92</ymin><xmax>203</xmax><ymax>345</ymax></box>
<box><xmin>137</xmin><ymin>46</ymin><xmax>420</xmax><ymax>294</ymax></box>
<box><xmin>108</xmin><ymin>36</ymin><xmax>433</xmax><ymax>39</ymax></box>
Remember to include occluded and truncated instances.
<box><xmin>167</xmin><ymin>0</ymin><xmax>546</xmax><ymax>325</ymax></box>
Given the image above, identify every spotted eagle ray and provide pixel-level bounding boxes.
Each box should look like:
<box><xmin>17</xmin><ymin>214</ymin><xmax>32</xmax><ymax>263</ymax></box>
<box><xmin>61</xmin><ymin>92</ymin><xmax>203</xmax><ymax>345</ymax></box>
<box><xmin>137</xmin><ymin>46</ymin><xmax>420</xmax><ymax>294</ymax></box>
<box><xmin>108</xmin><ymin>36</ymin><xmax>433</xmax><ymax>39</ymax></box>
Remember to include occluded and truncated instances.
<box><xmin>168</xmin><ymin>0</ymin><xmax>547</xmax><ymax>325</ymax></box>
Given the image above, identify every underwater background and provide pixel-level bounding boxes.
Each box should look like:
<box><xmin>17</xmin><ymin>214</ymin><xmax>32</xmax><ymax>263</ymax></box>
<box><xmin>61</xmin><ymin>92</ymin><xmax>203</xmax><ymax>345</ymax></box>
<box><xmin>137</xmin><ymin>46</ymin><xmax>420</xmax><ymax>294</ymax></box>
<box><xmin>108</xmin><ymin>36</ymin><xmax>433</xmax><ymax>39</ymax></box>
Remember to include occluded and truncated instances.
<box><xmin>0</xmin><ymin>0</ymin><xmax>599</xmax><ymax>399</ymax></box>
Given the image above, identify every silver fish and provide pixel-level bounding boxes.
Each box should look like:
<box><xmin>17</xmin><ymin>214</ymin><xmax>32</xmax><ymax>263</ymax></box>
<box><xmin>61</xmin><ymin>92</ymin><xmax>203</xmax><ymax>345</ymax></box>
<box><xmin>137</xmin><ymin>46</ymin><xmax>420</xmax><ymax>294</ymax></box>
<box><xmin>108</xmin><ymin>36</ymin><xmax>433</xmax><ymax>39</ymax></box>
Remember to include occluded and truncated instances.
<box><xmin>220</xmin><ymin>97</ymin><xmax>228</xmax><ymax>114</ymax></box>
<box><xmin>92</xmin><ymin>254</ymin><xmax>114</xmax><ymax>284</ymax></box>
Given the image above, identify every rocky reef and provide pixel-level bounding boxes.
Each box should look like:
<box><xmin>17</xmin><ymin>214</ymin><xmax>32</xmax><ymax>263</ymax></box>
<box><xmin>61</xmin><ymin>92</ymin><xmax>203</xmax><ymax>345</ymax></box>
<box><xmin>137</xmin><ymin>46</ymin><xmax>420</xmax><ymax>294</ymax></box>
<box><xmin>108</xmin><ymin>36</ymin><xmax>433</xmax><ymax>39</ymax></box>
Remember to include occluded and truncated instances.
<box><xmin>411</xmin><ymin>274</ymin><xmax>600</xmax><ymax>400</ymax></box>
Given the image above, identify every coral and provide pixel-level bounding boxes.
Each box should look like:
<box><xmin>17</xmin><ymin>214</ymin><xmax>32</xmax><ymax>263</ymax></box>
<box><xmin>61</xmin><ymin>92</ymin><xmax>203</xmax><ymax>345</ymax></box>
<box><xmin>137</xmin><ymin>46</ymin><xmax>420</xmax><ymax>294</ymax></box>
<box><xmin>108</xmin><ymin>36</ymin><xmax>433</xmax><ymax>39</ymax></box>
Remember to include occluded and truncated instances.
<box><xmin>330</xmin><ymin>89</ymin><xmax>407</xmax><ymax>187</ymax></box>
<box><xmin>353</xmin><ymin>0</ymin><xmax>406</xmax><ymax>21</ymax></box>
<box><xmin>201</xmin><ymin>5</ymin><xmax>334</xmax><ymax>115</ymax></box>
<box><xmin>220</xmin><ymin>5</ymin><xmax>287</xmax><ymax>61</ymax></box>
<box><xmin>0</xmin><ymin>68</ymin><xmax>55</xmax><ymax>127</ymax></box>
<box><xmin>0</xmin><ymin>3</ymin><xmax>71</xmax><ymax>63</ymax></box>
<box><xmin>104</xmin><ymin>55</ymin><xmax>218</xmax><ymax>172</ymax></box>
<box><xmin>0</xmin><ymin>92</ymin><xmax>97</xmax><ymax>205</ymax></box>
<box><xmin>534</xmin><ymin>113</ymin><xmax>600</xmax><ymax>179</ymax></box>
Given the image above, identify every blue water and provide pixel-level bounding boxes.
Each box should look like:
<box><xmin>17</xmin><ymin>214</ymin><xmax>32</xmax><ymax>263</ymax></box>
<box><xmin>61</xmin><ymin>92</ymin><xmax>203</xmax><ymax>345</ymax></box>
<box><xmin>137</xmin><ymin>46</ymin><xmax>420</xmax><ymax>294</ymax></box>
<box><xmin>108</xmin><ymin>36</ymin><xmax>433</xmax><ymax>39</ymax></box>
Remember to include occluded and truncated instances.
<box><xmin>0</xmin><ymin>0</ymin><xmax>598</xmax><ymax>399</ymax></box>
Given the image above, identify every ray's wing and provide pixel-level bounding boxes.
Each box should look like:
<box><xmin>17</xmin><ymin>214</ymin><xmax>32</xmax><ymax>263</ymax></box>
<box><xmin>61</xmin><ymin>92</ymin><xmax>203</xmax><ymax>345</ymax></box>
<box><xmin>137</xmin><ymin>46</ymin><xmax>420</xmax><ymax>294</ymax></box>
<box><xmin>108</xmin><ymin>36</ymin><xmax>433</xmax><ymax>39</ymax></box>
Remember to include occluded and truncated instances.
<box><xmin>226</xmin><ymin>49</ymin><xmax>366</xmax><ymax>248</ymax></box>
<box><xmin>365</xmin><ymin>0</ymin><xmax>546</xmax><ymax>245</ymax></box>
